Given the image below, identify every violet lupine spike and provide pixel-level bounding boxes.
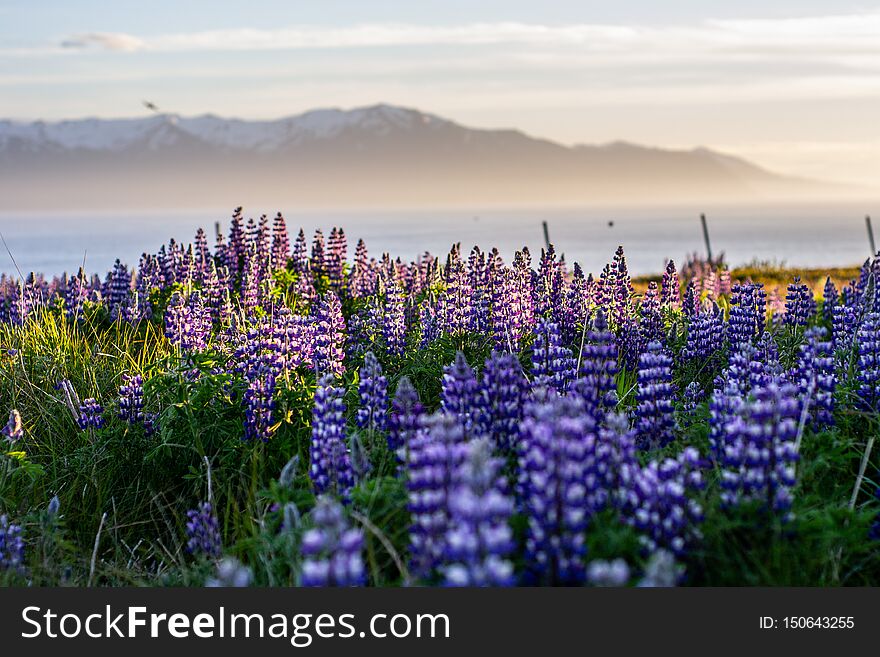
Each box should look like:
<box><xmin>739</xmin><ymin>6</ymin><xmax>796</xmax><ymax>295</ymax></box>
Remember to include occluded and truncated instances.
<box><xmin>356</xmin><ymin>352</ymin><xmax>388</xmax><ymax>434</ymax></box>
<box><xmin>681</xmin><ymin>280</ymin><xmax>700</xmax><ymax>319</ymax></box>
<box><xmin>476</xmin><ymin>351</ymin><xmax>528</xmax><ymax>455</ymax></box>
<box><xmin>784</xmin><ymin>277</ymin><xmax>814</xmax><ymax>328</ymax></box>
<box><xmin>822</xmin><ymin>277</ymin><xmax>838</xmax><ymax>322</ymax></box>
<box><xmin>406</xmin><ymin>412</ymin><xmax>469</xmax><ymax>581</ymax></box>
<box><xmin>856</xmin><ymin>312</ymin><xmax>880</xmax><ymax>412</ymax></box>
<box><xmin>442</xmin><ymin>245</ymin><xmax>472</xmax><ymax>337</ymax></box>
<box><xmin>185</xmin><ymin>502</ymin><xmax>222</xmax><ymax>558</ymax></box>
<box><xmin>118</xmin><ymin>373</ymin><xmax>145</xmax><ymax>425</ymax></box>
<box><xmin>313</xmin><ymin>291</ymin><xmax>347</xmax><ymax>377</ymax></box>
<box><xmin>639</xmin><ymin>281</ymin><xmax>664</xmax><ymax>347</ymax></box>
<box><xmin>292</xmin><ymin>228</ymin><xmax>309</xmax><ymax>274</ymax></box>
<box><xmin>164</xmin><ymin>291</ymin><xmax>211</xmax><ymax>352</ymax></box>
<box><xmin>325</xmin><ymin>227</ymin><xmax>347</xmax><ymax>292</ymax></box>
<box><xmin>382</xmin><ymin>281</ymin><xmax>406</xmax><ymax>358</ymax></box>
<box><xmin>107</xmin><ymin>259</ymin><xmax>132</xmax><ymax>320</ymax></box>
<box><xmin>300</xmin><ymin>495</ymin><xmax>365</xmax><ymax>587</ymax></box>
<box><xmin>388</xmin><ymin>376</ymin><xmax>425</xmax><ymax>461</ymax></box>
<box><xmin>660</xmin><ymin>260</ymin><xmax>680</xmax><ymax>309</ymax></box>
<box><xmin>243</xmin><ymin>368</ymin><xmax>277</xmax><ymax>442</ymax></box>
<box><xmin>0</xmin><ymin>515</ymin><xmax>25</xmax><ymax>572</ymax></box>
<box><xmin>64</xmin><ymin>268</ymin><xmax>89</xmax><ymax>321</ymax></box>
<box><xmin>441</xmin><ymin>439</ymin><xmax>515</xmax><ymax>587</ymax></box>
<box><xmin>309</xmin><ymin>375</ymin><xmax>354</xmax><ymax>500</ymax></box>
<box><xmin>193</xmin><ymin>227</ymin><xmax>211</xmax><ymax>279</ymax></box>
<box><xmin>441</xmin><ymin>351</ymin><xmax>481</xmax><ymax>432</ymax></box>
<box><xmin>617</xmin><ymin>315</ymin><xmax>644</xmax><ymax>373</ymax></box>
<box><xmin>1</xmin><ymin>409</ymin><xmax>23</xmax><ymax>445</ymax></box>
<box><xmin>635</xmin><ymin>342</ymin><xmax>676</xmax><ymax>450</ymax></box>
<box><xmin>728</xmin><ymin>283</ymin><xmax>762</xmax><ymax>347</ymax></box>
<box><xmin>310</xmin><ymin>229</ymin><xmax>326</xmax><ymax>279</ymax></box>
<box><xmin>350</xmin><ymin>239</ymin><xmax>376</xmax><ymax>299</ymax></box>
<box><xmin>682</xmin><ymin>304</ymin><xmax>725</xmax><ymax>363</ymax></box>
<box><xmin>518</xmin><ymin>395</ymin><xmax>601</xmax><ymax>585</ymax></box>
<box><xmin>618</xmin><ymin>448</ymin><xmax>704</xmax><ymax>556</ymax></box>
<box><xmin>77</xmin><ymin>398</ymin><xmax>104</xmax><ymax>430</ymax></box>
<box><xmin>832</xmin><ymin>302</ymin><xmax>858</xmax><ymax>355</ymax></box>
<box><xmin>227</xmin><ymin>209</ymin><xmax>246</xmax><ymax>277</ymax></box>
<box><xmin>795</xmin><ymin>327</ymin><xmax>836</xmax><ymax>429</ymax></box>
<box><xmin>271</xmin><ymin>212</ymin><xmax>290</xmax><ymax>269</ymax></box>
<box><xmin>530</xmin><ymin>318</ymin><xmax>576</xmax><ymax>393</ymax></box>
<box><xmin>718</xmin><ymin>382</ymin><xmax>800</xmax><ymax>520</ymax></box>
<box><xmin>570</xmin><ymin>310</ymin><xmax>619</xmax><ymax>414</ymax></box>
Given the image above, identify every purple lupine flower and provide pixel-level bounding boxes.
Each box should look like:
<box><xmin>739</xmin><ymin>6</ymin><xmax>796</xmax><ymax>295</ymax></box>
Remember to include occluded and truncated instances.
<box><xmin>530</xmin><ymin>318</ymin><xmax>576</xmax><ymax>393</ymax></box>
<box><xmin>682</xmin><ymin>381</ymin><xmax>704</xmax><ymax>415</ymax></box>
<box><xmin>784</xmin><ymin>277</ymin><xmax>814</xmax><ymax>328</ymax></box>
<box><xmin>300</xmin><ymin>496</ymin><xmax>365</xmax><ymax>587</ymax></box>
<box><xmin>728</xmin><ymin>283</ymin><xmax>763</xmax><ymax>346</ymax></box>
<box><xmin>856</xmin><ymin>312</ymin><xmax>880</xmax><ymax>411</ymax></box>
<box><xmin>388</xmin><ymin>376</ymin><xmax>425</xmax><ymax>460</ymax></box>
<box><xmin>619</xmin><ymin>448</ymin><xmax>704</xmax><ymax>555</ymax></box>
<box><xmin>795</xmin><ymin>327</ymin><xmax>836</xmax><ymax>428</ymax></box>
<box><xmin>292</xmin><ymin>228</ymin><xmax>309</xmax><ymax>274</ymax></box>
<box><xmin>442</xmin><ymin>439</ymin><xmax>515</xmax><ymax>587</ymax></box>
<box><xmin>243</xmin><ymin>369</ymin><xmax>277</xmax><ymax>442</ymax></box>
<box><xmin>518</xmin><ymin>395</ymin><xmax>600</xmax><ymax>585</ymax></box>
<box><xmin>0</xmin><ymin>515</ymin><xmax>24</xmax><ymax>572</ymax></box>
<box><xmin>535</xmin><ymin>244</ymin><xmax>564</xmax><ymax>320</ymax></box>
<box><xmin>441</xmin><ymin>352</ymin><xmax>481</xmax><ymax>432</ymax></box>
<box><xmin>164</xmin><ymin>291</ymin><xmax>212</xmax><ymax>352</ymax></box>
<box><xmin>107</xmin><ymin>259</ymin><xmax>133</xmax><ymax>320</ymax></box>
<box><xmin>77</xmin><ymin>398</ymin><xmax>104</xmax><ymax>430</ymax></box>
<box><xmin>193</xmin><ymin>227</ymin><xmax>211</xmax><ymax>279</ymax></box>
<box><xmin>640</xmin><ymin>281</ymin><xmax>664</xmax><ymax>346</ymax></box>
<box><xmin>718</xmin><ymin>382</ymin><xmax>800</xmax><ymax>520</ymax></box>
<box><xmin>682</xmin><ymin>303</ymin><xmax>725</xmax><ymax>362</ymax></box>
<box><xmin>186</xmin><ymin>502</ymin><xmax>222</xmax><ymax>557</ymax></box>
<box><xmin>226</xmin><ymin>209</ymin><xmax>246</xmax><ymax>277</ymax></box>
<box><xmin>271</xmin><ymin>212</ymin><xmax>290</xmax><ymax>269</ymax></box>
<box><xmin>64</xmin><ymin>268</ymin><xmax>89</xmax><ymax>321</ymax></box>
<box><xmin>832</xmin><ymin>302</ymin><xmax>858</xmax><ymax>355</ymax></box>
<box><xmin>635</xmin><ymin>342</ymin><xmax>676</xmax><ymax>449</ymax></box>
<box><xmin>349</xmin><ymin>239</ymin><xmax>375</xmax><ymax>299</ymax></box>
<box><xmin>309</xmin><ymin>375</ymin><xmax>354</xmax><ymax>500</ymax></box>
<box><xmin>118</xmin><ymin>374</ymin><xmax>145</xmax><ymax>425</ymax></box>
<box><xmin>617</xmin><ymin>315</ymin><xmax>645</xmax><ymax>372</ymax></box>
<box><xmin>660</xmin><ymin>260</ymin><xmax>680</xmax><ymax>309</ymax></box>
<box><xmin>1</xmin><ymin>409</ymin><xmax>23</xmax><ymax>444</ymax></box>
<box><xmin>406</xmin><ymin>413</ymin><xmax>469</xmax><ymax>581</ymax></box>
<box><xmin>559</xmin><ymin>262</ymin><xmax>590</xmax><ymax>344</ymax></box>
<box><xmin>822</xmin><ymin>277</ymin><xmax>838</xmax><ymax>322</ymax></box>
<box><xmin>417</xmin><ymin>300</ymin><xmax>441</xmax><ymax>349</ymax></box>
<box><xmin>310</xmin><ymin>229</ymin><xmax>326</xmax><ymax>278</ymax></box>
<box><xmin>441</xmin><ymin>245</ymin><xmax>472</xmax><ymax>337</ymax></box>
<box><xmin>570</xmin><ymin>311</ymin><xmax>619</xmax><ymax>413</ymax></box>
<box><xmin>476</xmin><ymin>351</ymin><xmax>528</xmax><ymax>454</ymax></box>
<box><xmin>356</xmin><ymin>352</ymin><xmax>388</xmax><ymax>433</ymax></box>
<box><xmin>382</xmin><ymin>281</ymin><xmax>406</xmax><ymax>358</ymax></box>
<box><xmin>313</xmin><ymin>291</ymin><xmax>346</xmax><ymax>377</ymax></box>
<box><xmin>681</xmin><ymin>280</ymin><xmax>700</xmax><ymax>319</ymax></box>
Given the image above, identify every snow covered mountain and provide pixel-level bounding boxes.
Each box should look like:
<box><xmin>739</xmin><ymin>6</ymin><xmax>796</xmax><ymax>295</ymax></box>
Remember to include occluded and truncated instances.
<box><xmin>0</xmin><ymin>104</ymin><xmax>833</xmax><ymax>209</ymax></box>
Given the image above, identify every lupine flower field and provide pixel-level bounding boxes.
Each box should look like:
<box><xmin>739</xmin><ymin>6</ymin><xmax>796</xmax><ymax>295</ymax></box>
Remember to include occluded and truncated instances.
<box><xmin>1</xmin><ymin>207</ymin><xmax>880</xmax><ymax>587</ymax></box>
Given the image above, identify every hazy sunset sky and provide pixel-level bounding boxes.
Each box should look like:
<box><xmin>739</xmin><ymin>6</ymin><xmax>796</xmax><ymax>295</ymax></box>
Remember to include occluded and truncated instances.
<box><xmin>3</xmin><ymin>1</ymin><xmax>880</xmax><ymax>186</ymax></box>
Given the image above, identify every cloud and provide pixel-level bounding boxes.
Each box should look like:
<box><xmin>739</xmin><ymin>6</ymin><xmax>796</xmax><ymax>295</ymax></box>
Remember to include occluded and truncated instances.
<box><xmin>60</xmin><ymin>32</ymin><xmax>145</xmax><ymax>52</ymax></box>
<box><xmin>42</xmin><ymin>13</ymin><xmax>880</xmax><ymax>58</ymax></box>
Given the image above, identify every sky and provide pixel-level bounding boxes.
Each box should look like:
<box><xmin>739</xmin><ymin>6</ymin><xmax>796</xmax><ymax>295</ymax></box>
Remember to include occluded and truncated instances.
<box><xmin>3</xmin><ymin>1</ymin><xmax>880</xmax><ymax>186</ymax></box>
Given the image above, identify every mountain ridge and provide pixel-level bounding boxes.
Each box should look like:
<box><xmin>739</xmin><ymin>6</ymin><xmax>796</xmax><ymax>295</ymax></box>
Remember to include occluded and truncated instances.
<box><xmin>0</xmin><ymin>103</ymin><xmax>847</xmax><ymax>209</ymax></box>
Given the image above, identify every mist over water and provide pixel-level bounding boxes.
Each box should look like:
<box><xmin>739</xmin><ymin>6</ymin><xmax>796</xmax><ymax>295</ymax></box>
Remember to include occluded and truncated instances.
<box><xmin>0</xmin><ymin>203</ymin><xmax>875</xmax><ymax>278</ymax></box>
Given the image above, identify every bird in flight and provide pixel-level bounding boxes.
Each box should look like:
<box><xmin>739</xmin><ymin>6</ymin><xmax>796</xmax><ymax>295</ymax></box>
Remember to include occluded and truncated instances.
<box><xmin>142</xmin><ymin>100</ymin><xmax>159</xmax><ymax>112</ymax></box>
